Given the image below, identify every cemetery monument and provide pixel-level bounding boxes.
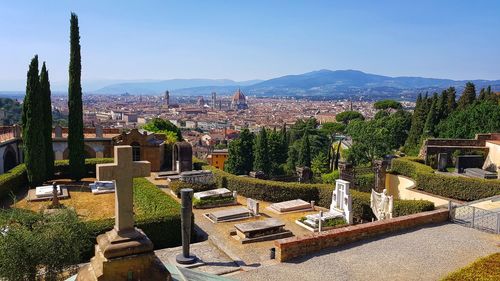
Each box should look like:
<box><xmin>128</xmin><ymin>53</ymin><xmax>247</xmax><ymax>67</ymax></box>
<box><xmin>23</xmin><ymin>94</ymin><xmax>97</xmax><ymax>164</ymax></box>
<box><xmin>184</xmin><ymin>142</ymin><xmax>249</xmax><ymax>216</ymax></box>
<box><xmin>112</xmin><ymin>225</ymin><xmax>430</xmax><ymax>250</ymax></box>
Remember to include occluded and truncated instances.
<box><xmin>370</xmin><ymin>189</ymin><xmax>394</xmax><ymax>220</ymax></box>
<box><xmin>76</xmin><ymin>145</ymin><xmax>170</xmax><ymax>281</ymax></box>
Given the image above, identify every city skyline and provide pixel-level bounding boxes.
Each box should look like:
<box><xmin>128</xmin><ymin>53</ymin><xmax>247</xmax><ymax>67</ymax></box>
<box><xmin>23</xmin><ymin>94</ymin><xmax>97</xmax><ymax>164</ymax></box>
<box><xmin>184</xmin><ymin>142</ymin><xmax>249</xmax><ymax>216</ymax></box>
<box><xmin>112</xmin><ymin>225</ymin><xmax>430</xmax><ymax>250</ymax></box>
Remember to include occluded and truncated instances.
<box><xmin>1</xmin><ymin>1</ymin><xmax>500</xmax><ymax>91</ymax></box>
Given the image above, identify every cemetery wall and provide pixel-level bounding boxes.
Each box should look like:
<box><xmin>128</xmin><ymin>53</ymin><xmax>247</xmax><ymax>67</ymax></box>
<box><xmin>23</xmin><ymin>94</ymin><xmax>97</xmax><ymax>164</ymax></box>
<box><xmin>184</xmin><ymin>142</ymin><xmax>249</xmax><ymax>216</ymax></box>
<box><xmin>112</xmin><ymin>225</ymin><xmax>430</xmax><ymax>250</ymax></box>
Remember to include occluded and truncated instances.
<box><xmin>204</xmin><ymin>165</ymin><xmax>434</xmax><ymax>222</ymax></box>
<box><xmin>392</xmin><ymin>157</ymin><xmax>500</xmax><ymax>201</ymax></box>
<box><xmin>275</xmin><ymin>209</ymin><xmax>449</xmax><ymax>262</ymax></box>
<box><xmin>385</xmin><ymin>174</ymin><xmax>451</xmax><ymax>207</ymax></box>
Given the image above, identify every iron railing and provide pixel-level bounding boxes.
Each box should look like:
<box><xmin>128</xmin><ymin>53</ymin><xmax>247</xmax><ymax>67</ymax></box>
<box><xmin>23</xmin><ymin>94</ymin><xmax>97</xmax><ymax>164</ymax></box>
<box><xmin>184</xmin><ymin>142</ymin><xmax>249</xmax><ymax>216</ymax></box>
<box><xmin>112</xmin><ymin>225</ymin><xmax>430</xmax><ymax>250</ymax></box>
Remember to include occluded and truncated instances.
<box><xmin>450</xmin><ymin>200</ymin><xmax>500</xmax><ymax>234</ymax></box>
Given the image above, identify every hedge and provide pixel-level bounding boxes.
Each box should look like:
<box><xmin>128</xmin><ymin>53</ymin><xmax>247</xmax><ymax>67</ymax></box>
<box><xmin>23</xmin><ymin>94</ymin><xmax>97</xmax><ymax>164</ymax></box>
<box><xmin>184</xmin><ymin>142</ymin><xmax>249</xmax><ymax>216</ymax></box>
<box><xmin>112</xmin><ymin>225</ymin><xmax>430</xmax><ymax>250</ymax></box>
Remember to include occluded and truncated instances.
<box><xmin>203</xmin><ymin>165</ymin><xmax>434</xmax><ymax>222</ymax></box>
<box><xmin>392</xmin><ymin>157</ymin><xmax>500</xmax><ymax>201</ymax></box>
<box><xmin>169</xmin><ymin>181</ymin><xmax>216</xmax><ymax>198</ymax></box>
<box><xmin>83</xmin><ymin>177</ymin><xmax>181</xmax><ymax>260</ymax></box>
<box><xmin>54</xmin><ymin>158</ymin><xmax>114</xmax><ymax>179</ymax></box>
<box><xmin>0</xmin><ymin>164</ymin><xmax>28</xmax><ymax>198</ymax></box>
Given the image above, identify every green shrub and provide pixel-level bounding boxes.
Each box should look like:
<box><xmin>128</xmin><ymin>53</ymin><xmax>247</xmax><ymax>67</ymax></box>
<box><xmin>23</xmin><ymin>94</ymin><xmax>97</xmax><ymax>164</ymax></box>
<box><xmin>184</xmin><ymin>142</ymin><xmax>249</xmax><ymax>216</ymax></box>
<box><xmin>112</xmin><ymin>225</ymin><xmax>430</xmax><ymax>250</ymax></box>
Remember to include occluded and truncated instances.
<box><xmin>355</xmin><ymin>173</ymin><xmax>375</xmax><ymax>192</ymax></box>
<box><xmin>0</xmin><ymin>208</ymin><xmax>91</xmax><ymax>281</ymax></box>
<box><xmin>82</xmin><ymin>177</ymin><xmax>181</xmax><ymax>260</ymax></box>
<box><xmin>193</xmin><ymin>196</ymin><xmax>235</xmax><ymax>208</ymax></box>
<box><xmin>392</xmin><ymin>157</ymin><xmax>500</xmax><ymax>201</ymax></box>
<box><xmin>192</xmin><ymin>157</ymin><xmax>208</xmax><ymax>170</ymax></box>
<box><xmin>321</xmin><ymin>170</ymin><xmax>339</xmax><ymax>184</ymax></box>
<box><xmin>205</xmin><ymin>165</ymin><xmax>433</xmax><ymax>222</ymax></box>
<box><xmin>169</xmin><ymin>181</ymin><xmax>216</xmax><ymax>198</ymax></box>
<box><xmin>54</xmin><ymin>158</ymin><xmax>114</xmax><ymax>179</ymax></box>
<box><xmin>0</xmin><ymin>164</ymin><xmax>27</xmax><ymax>199</ymax></box>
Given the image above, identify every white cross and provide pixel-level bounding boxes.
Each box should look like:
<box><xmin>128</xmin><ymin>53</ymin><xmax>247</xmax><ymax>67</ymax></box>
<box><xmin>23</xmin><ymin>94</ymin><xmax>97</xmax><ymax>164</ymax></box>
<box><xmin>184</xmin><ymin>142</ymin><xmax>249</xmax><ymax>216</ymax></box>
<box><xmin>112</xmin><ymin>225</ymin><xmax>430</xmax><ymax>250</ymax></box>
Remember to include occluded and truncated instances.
<box><xmin>96</xmin><ymin>145</ymin><xmax>150</xmax><ymax>233</ymax></box>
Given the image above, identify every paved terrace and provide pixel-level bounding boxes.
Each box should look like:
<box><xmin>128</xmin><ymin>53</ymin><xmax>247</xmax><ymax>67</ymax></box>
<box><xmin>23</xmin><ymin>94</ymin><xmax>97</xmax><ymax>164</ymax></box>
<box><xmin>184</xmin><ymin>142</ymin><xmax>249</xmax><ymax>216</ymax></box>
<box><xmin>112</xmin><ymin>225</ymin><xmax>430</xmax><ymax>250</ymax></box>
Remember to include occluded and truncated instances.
<box><xmin>232</xmin><ymin>223</ymin><xmax>499</xmax><ymax>281</ymax></box>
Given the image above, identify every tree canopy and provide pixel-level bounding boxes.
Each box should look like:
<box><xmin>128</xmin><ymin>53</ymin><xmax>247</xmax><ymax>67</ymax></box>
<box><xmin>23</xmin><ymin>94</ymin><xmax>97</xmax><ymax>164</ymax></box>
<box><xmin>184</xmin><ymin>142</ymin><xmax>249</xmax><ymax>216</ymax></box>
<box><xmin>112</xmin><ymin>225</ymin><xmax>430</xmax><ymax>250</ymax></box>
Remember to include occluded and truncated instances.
<box><xmin>335</xmin><ymin>111</ymin><xmax>364</xmax><ymax>124</ymax></box>
<box><xmin>373</xmin><ymin>99</ymin><xmax>403</xmax><ymax>110</ymax></box>
<box><xmin>142</xmin><ymin>118</ymin><xmax>183</xmax><ymax>142</ymax></box>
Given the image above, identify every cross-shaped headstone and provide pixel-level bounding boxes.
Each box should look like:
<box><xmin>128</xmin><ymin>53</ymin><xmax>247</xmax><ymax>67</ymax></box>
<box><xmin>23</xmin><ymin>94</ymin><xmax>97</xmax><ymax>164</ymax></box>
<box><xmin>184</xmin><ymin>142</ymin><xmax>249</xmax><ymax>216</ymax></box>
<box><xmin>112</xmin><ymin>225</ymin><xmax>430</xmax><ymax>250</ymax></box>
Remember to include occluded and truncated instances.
<box><xmin>96</xmin><ymin>145</ymin><xmax>151</xmax><ymax>233</ymax></box>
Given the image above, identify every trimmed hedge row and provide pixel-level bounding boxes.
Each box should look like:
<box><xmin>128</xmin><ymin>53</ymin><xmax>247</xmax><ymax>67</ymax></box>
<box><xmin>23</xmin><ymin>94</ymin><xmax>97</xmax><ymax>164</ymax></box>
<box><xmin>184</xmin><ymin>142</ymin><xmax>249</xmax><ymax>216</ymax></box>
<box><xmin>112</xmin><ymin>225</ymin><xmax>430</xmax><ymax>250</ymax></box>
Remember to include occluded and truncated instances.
<box><xmin>0</xmin><ymin>164</ymin><xmax>28</xmax><ymax>199</ymax></box>
<box><xmin>83</xmin><ymin>177</ymin><xmax>181</xmax><ymax>260</ymax></box>
<box><xmin>54</xmin><ymin>158</ymin><xmax>114</xmax><ymax>179</ymax></box>
<box><xmin>169</xmin><ymin>181</ymin><xmax>216</xmax><ymax>198</ymax></box>
<box><xmin>203</xmin><ymin>165</ymin><xmax>434</xmax><ymax>222</ymax></box>
<box><xmin>392</xmin><ymin>157</ymin><xmax>500</xmax><ymax>201</ymax></box>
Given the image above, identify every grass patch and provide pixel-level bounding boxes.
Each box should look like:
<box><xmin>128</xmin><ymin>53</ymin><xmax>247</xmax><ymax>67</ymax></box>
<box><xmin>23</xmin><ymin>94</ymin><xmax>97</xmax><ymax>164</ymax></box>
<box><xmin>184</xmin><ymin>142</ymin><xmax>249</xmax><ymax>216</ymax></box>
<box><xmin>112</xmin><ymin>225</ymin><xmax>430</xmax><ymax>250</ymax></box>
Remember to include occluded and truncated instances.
<box><xmin>442</xmin><ymin>253</ymin><xmax>500</xmax><ymax>281</ymax></box>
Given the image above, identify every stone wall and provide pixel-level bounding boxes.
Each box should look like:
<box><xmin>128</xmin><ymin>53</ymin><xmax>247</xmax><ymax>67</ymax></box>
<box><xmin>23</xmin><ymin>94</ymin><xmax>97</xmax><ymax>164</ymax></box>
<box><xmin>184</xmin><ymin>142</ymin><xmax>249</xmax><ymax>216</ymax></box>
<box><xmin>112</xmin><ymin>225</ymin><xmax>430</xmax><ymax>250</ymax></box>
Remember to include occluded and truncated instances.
<box><xmin>275</xmin><ymin>209</ymin><xmax>449</xmax><ymax>262</ymax></box>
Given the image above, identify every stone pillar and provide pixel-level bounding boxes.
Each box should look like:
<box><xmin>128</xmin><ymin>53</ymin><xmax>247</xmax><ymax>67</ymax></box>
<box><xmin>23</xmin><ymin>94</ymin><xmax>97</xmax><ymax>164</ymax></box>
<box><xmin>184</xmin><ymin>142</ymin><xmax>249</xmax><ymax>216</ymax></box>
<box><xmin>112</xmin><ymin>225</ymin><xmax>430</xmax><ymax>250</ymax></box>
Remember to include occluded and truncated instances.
<box><xmin>373</xmin><ymin>160</ymin><xmax>388</xmax><ymax>192</ymax></box>
<box><xmin>176</xmin><ymin>188</ymin><xmax>197</xmax><ymax>264</ymax></box>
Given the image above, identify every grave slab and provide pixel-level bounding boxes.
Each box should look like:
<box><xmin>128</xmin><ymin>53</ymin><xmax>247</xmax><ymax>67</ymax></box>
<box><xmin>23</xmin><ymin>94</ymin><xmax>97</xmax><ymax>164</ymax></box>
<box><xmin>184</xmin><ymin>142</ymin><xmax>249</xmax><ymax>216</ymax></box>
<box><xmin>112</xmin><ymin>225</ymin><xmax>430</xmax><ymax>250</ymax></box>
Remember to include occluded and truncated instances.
<box><xmin>465</xmin><ymin>168</ymin><xmax>498</xmax><ymax>179</ymax></box>
<box><xmin>233</xmin><ymin>218</ymin><xmax>293</xmax><ymax>244</ymax></box>
<box><xmin>267</xmin><ymin>199</ymin><xmax>313</xmax><ymax>213</ymax></box>
<box><xmin>193</xmin><ymin>188</ymin><xmax>233</xmax><ymax>200</ymax></box>
<box><xmin>206</xmin><ymin>207</ymin><xmax>252</xmax><ymax>223</ymax></box>
<box><xmin>27</xmin><ymin>186</ymin><xmax>69</xmax><ymax>202</ymax></box>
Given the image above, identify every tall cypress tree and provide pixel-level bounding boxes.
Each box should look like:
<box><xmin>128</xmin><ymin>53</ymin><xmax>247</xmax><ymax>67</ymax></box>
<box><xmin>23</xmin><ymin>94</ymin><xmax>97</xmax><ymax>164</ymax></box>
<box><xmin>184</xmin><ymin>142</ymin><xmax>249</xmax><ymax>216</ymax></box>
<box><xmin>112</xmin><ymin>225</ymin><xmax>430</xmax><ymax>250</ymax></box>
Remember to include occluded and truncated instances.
<box><xmin>457</xmin><ymin>82</ymin><xmax>476</xmax><ymax>109</ymax></box>
<box><xmin>405</xmin><ymin>93</ymin><xmax>426</xmax><ymax>151</ymax></box>
<box><xmin>423</xmin><ymin>93</ymin><xmax>439</xmax><ymax>138</ymax></box>
<box><xmin>68</xmin><ymin>13</ymin><xmax>85</xmax><ymax>180</ymax></box>
<box><xmin>22</xmin><ymin>56</ymin><xmax>46</xmax><ymax>186</ymax></box>
<box><xmin>40</xmin><ymin>62</ymin><xmax>54</xmax><ymax>179</ymax></box>
<box><xmin>436</xmin><ymin>89</ymin><xmax>448</xmax><ymax>120</ymax></box>
<box><xmin>253</xmin><ymin>128</ymin><xmax>270</xmax><ymax>175</ymax></box>
<box><xmin>446</xmin><ymin>87</ymin><xmax>457</xmax><ymax>113</ymax></box>
<box><xmin>298</xmin><ymin>132</ymin><xmax>311</xmax><ymax>167</ymax></box>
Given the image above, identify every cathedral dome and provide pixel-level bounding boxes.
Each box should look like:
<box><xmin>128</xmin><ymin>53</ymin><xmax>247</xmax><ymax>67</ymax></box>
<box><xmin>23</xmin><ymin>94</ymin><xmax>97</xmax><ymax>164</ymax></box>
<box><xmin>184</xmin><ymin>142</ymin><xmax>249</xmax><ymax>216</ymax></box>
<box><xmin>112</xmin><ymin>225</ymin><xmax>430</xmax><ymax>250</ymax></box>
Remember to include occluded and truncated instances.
<box><xmin>232</xmin><ymin>89</ymin><xmax>246</xmax><ymax>102</ymax></box>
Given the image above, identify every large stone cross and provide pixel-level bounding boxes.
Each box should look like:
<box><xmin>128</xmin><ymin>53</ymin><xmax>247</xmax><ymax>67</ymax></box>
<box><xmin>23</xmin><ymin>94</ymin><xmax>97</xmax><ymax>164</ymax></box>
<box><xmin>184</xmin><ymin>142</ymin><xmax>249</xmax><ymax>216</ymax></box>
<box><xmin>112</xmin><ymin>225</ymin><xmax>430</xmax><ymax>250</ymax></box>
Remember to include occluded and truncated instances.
<box><xmin>97</xmin><ymin>145</ymin><xmax>150</xmax><ymax>233</ymax></box>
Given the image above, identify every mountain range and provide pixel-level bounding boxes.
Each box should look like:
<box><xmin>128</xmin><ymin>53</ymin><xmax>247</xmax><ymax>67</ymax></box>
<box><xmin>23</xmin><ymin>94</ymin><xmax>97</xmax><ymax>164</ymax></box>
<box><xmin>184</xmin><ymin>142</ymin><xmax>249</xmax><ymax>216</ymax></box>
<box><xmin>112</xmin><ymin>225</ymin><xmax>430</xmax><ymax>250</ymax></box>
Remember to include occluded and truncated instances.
<box><xmin>90</xmin><ymin>70</ymin><xmax>500</xmax><ymax>100</ymax></box>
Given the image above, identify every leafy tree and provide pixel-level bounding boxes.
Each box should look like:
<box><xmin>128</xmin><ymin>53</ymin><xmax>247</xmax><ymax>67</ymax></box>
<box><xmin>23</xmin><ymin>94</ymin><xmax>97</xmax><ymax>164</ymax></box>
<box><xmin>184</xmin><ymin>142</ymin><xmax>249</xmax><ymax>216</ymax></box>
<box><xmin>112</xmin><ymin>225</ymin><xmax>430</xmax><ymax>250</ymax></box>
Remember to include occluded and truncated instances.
<box><xmin>0</xmin><ymin>209</ymin><xmax>90</xmax><ymax>281</ymax></box>
<box><xmin>297</xmin><ymin>132</ymin><xmax>311</xmax><ymax>167</ymax></box>
<box><xmin>381</xmin><ymin>110</ymin><xmax>412</xmax><ymax>149</ymax></box>
<box><xmin>311</xmin><ymin>151</ymin><xmax>329</xmax><ymax>176</ymax></box>
<box><xmin>142</xmin><ymin>118</ymin><xmax>182</xmax><ymax>141</ymax></box>
<box><xmin>0</xmin><ymin>98</ymin><xmax>22</xmax><ymax>125</ymax></box>
<box><xmin>457</xmin><ymin>82</ymin><xmax>476</xmax><ymax>109</ymax></box>
<box><xmin>253</xmin><ymin>128</ymin><xmax>271</xmax><ymax>174</ymax></box>
<box><xmin>224</xmin><ymin>128</ymin><xmax>254</xmax><ymax>175</ymax></box>
<box><xmin>346</xmin><ymin>120</ymin><xmax>391</xmax><ymax>164</ymax></box>
<box><xmin>335</xmin><ymin>111</ymin><xmax>364</xmax><ymax>124</ymax></box>
<box><xmin>437</xmin><ymin>100</ymin><xmax>500</xmax><ymax>139</ymax></box>
<box><xmin>373</xmin><ymin>99</ymin><xmax>403</xmax><ymax>110</ymax></box>
<box><xmin>22</xmin><ymin>55</ymin><xmax>46</xmax><ymax>187</ymax></box>
<box><xmin>320</xmin><ymin>122</ymin><xmax>346</xmax><ymax>135</ymax></box>
<box><xmin>67</xmin><ymin>13</ymin><xmax>86</xmax><ymax>180</ymax></box>
<box><xmin>289</xmin><ymin>118</ymin><xmax>318</xmax><ymax>143</ymax></box>
<box><xmin>40</xmin><ymin>62</ymin><xmax>54</xmax><ymax>179</ymax></box>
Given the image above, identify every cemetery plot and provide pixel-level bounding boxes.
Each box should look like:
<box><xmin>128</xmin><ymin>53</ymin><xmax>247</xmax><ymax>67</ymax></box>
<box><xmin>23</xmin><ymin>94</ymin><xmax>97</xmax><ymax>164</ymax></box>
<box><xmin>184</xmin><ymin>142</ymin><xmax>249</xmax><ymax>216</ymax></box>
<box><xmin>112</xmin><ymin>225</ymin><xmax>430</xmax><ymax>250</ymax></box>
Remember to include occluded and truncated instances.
<box><xmin>267</xmin><ymin>199</ymin><xmax>314</xmax><ymax>214</ymax></box>
<box><xmin>193</xmin><ymin>188</ymin><xmax>237</xmax><ymax>209</ymax></box>
<box><xmin>27</xmin><ymin>184</ymin><xmax>69</xmax><ymax>202</ymax></box>
<box><xmin>231</xmin><ymin>218</ymin><xmax>293</xmax><ymax>244</ymax></box>
<box><xmin>204</xmin><ymin>198</ymin><xmax>260</xmax><ymax>223</ymax></box>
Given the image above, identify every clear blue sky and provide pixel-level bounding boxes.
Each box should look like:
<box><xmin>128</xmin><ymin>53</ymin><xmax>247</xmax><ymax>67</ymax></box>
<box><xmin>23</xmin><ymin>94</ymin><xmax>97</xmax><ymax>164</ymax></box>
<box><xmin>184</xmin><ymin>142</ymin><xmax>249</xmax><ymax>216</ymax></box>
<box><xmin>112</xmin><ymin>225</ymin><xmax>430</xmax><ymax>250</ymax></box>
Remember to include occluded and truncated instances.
<box><xmin>1</xmin><ymin>0</ymin><xmax>500</xmax><ymax>91</ymax></box>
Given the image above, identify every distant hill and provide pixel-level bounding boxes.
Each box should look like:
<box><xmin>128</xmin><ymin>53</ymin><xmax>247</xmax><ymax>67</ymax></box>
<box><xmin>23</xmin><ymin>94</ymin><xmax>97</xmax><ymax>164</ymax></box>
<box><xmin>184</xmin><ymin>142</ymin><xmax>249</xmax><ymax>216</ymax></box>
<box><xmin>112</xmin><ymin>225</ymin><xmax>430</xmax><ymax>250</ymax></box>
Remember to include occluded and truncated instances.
<box><xmin>243</xmin><ymin>69</ymin><xmax>500</xmax><ymax>99</ymax></box>
<box><xmin>93</xmin><ymin>79</ymin><xmax>261</xmax><ymax>95</ymax></box>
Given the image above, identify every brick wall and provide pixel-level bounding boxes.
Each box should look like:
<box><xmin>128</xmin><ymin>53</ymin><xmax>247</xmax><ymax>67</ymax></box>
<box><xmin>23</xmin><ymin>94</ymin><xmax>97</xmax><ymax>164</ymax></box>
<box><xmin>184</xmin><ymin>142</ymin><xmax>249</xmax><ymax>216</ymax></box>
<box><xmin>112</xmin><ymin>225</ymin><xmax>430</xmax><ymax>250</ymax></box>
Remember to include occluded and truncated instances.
<box><xmin>275</xmin><ymin>209</ymin><xmax>449</xmax><ymax>262</ymax></box>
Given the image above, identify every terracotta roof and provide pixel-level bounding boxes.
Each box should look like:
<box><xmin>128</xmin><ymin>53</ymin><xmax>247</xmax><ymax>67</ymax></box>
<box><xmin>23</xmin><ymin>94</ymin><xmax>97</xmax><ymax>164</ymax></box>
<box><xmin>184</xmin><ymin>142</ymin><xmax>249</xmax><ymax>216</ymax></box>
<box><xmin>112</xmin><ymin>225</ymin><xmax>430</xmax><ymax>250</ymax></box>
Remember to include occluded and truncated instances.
<box><xmin>232</xmin><ymin>89</ymin><xmax>246</xmax><ymax>101</ymax></box>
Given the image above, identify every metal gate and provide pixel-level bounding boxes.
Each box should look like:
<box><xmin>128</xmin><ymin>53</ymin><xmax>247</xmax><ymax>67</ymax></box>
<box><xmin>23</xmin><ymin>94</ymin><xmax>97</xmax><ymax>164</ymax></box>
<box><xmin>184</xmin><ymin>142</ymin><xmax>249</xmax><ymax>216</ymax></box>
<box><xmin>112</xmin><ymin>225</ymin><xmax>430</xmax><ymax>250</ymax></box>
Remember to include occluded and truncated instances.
<box><xmin>449</xmin><ymin>197</ymin><xmax>500</xmax><ymax>234</ymax></box>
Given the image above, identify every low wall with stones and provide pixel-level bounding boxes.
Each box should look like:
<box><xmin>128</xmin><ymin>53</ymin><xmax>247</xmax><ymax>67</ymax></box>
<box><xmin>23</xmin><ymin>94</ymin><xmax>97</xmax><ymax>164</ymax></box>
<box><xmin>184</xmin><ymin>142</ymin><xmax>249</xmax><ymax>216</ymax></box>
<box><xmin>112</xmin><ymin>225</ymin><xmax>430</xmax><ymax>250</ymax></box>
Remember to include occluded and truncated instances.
<box><xmin>275</xmin><ymin>209</ymin><xmax>449</xmax><ymax>262</ymax></box>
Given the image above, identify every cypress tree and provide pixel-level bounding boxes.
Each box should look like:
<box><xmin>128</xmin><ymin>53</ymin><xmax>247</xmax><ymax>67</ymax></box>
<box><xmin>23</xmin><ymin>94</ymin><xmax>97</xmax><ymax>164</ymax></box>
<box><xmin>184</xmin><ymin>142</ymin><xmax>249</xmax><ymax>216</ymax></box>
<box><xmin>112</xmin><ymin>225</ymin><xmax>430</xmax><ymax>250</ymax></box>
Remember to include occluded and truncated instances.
<box><xmin>478</xmin><ymin>88</ymin><xmax>487</xmax><ymax>101</ymax></box>
<box><xmin>446</xmin><ymin>87</ymin><xmax>457</xmax><ymax>113</ymax></box>
<box><xmin>40</xmin><ymin>62</ymin><xmax>54</xmax><ymax>179</ymax></box>
<box><xmin>22</xmin><ymin>55</ymin><xmax>46</xmax><ymax>187</ymax></box>
<box><xmin>253</xmin><ymin>128</ymin><xmax>270</xmax><ymax>175</ymax></box>
<box><xmin>68</xmin><ymin>13</ymin><xmax>86</xmax><ymax>180</ymax></box>
<box><xmin>437</xmin><ymin>89</ymin><xmax>448</xmax><ymax>120</ymax></box>
<box><xmin>405</xmin><ymin>93</ymin><xmax>426</xmax><ymax>151</ymax></box>
<box><xmin>298</xmin><ymin>132</ymin><xmax>311</xmax><ymax>167</ymax></box>
<box><xmin>457</xmin><ymin>82</ymin><xmax>476</xmax><ymax>109</ymax></box>
<box><xmin>423</xmin><ymin>93</ymin><xmax>439</xmax><ymax>138</ymax></box>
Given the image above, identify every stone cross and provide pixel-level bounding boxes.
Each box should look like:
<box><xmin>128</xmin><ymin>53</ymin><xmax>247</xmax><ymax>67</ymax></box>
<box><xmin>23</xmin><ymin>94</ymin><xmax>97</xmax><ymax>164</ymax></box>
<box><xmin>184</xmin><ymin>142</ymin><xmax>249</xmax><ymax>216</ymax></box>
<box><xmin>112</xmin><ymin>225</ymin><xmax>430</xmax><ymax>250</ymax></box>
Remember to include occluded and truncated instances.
<box><xmin>96</xmin><ymin>145</ymin><xmax>151</xmax><ymax>233</ymax></box>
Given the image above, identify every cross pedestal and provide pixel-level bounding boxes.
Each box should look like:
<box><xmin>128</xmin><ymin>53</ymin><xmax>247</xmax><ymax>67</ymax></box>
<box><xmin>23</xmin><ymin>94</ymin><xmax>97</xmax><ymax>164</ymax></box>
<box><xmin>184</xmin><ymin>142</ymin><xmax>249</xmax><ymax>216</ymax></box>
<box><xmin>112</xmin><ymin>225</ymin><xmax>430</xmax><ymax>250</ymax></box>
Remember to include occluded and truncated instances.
<box><xmin>76</xmin><ymin>145</ymin><xmax>171</xmax><ymax>281</ymax></box>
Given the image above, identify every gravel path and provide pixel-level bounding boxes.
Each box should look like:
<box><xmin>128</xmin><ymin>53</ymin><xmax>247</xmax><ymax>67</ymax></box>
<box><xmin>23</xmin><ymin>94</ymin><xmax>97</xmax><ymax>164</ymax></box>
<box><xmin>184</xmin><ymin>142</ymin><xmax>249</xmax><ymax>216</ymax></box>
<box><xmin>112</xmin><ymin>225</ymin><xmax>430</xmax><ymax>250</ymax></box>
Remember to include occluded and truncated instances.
<box><xmin>232</xmin><ymin>223</ymin><xmax>499</xmax><ymax>281</ymax></box>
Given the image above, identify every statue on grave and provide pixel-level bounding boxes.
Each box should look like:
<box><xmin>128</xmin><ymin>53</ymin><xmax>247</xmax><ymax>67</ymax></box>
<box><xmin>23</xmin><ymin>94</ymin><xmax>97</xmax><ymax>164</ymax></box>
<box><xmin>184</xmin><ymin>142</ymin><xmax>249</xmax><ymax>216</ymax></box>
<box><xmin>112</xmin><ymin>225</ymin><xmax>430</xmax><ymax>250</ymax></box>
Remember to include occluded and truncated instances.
<box><xmin>370</xmin><ymin>189</ymin><xmax>393</xmax><ymax>220</ymax></box>
<box><xmin>50</xmin><ymin>182</ymin><xmax>60</xmax><ymax>208</ymax></box>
